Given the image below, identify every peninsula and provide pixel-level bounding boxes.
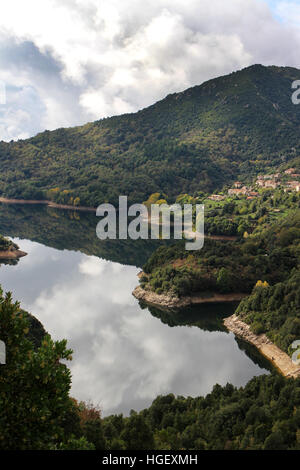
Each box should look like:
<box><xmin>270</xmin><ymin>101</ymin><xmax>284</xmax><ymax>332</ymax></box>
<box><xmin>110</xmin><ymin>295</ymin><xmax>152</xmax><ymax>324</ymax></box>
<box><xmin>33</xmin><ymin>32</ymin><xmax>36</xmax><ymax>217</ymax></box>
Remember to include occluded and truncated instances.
<box><xmin>0</xmin><ymin>234</ymin><xmax>27</xmax><ymax>260</ymax></box>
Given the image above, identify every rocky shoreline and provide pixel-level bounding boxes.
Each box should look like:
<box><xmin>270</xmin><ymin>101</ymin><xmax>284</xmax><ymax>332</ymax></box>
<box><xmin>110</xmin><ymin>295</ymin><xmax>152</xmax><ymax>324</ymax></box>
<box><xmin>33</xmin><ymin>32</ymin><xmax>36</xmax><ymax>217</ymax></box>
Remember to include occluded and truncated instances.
<box><xmin>0</xmin><ymin>248</ymin><xmax>27</xmax><ymax>260</ymax></box>
<box><xmin>224</xmin><ymin>314</ymin><xmax>300</xmax><ymax>378</ymax></box>
<box><xmin>132</xmin><ymin>285</ymin><xmax>246</xmax><ymax>311</ymax></box>
<box><xmin>133</xmin><ymin>283</ymin><xmax>300</xmax><ymax>378</ymax></box>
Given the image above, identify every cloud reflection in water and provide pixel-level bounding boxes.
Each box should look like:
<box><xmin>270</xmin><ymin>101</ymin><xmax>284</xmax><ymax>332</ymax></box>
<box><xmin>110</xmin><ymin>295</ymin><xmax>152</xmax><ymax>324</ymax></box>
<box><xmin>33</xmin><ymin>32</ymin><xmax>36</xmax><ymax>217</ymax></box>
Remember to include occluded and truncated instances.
<box><xmin>0</xmin><ymin>238</ymin><xmax>269</xmax><ymax>416</ymax></box>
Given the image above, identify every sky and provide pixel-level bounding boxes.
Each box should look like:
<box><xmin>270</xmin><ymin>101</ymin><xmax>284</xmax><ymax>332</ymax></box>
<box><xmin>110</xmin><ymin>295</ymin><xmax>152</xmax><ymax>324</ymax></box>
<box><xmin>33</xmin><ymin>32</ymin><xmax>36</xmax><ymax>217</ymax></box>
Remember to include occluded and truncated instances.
<box><xmin>0</xmin><ymin>0</ymin><xmax>300</xmax><ymax>141</ymax></box>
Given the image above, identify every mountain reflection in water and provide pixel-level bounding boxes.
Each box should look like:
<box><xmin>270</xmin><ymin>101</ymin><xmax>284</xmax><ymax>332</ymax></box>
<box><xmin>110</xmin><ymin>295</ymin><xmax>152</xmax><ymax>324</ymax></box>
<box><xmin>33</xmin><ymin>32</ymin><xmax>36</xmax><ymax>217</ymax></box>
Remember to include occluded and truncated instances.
<box><xmin>0</xmin><ymin>203</ymin><xmax>271</xmax><ymax>416</ymax></box>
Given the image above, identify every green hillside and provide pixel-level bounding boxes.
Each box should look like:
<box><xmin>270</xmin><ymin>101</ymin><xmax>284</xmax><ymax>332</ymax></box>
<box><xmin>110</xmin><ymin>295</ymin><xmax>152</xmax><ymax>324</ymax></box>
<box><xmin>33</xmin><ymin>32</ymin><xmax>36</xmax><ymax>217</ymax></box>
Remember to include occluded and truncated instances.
<box><xmin>1</xmin><ymin>64</ymin><xmax>300</xmax><ymax>206</ymax></box>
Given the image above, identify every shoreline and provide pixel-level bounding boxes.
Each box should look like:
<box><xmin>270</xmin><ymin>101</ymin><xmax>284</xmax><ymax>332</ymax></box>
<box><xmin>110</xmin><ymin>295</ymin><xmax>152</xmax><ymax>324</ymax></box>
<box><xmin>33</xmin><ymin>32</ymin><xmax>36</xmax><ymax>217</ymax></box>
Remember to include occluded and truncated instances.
<box><xmin>224</xmin><ymin>314</ymin><xmax>300</xmax><ymax>378</ymax></box>
<box><xmin>0</xmin><ymin>198</ymin><xmax>237</xmax><ymax>241</ymax></box>
<box><xmin>0</xmin><ymin>197</ymin><xmax>96</xmax><ymax>213</ymax></box>
<box><xmin>0</xmin><ymin>249</ymin><xmax>27</xmax><ymax>260</ymax></box>
<box><xmin>133</xmin><ymin>285</ymin><xmax>246</xmax><ymax>311</ymax></box>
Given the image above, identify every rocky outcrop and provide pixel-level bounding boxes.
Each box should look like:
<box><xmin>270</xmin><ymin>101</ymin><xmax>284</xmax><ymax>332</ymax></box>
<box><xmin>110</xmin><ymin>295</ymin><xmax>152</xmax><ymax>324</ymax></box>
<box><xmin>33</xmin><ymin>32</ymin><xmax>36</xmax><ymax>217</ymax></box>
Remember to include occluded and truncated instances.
<box><xmin>133</xmin><ymin>284</ymin><xmax>246</xmax><ymax>311</ymax></box>
<box><xmin>224</xmin><ymin>314</ymin><xmax>300</xmax><ymax>378</ymax></box>
<box><xmin>133</xmin><ymin>285</ymin><xmax>189</xmax><ymax>310</ymax></box>
<box><xmin>0</xmin><ymin>248</ymin><xmax>27</xmax><ymax>259</ymax></box>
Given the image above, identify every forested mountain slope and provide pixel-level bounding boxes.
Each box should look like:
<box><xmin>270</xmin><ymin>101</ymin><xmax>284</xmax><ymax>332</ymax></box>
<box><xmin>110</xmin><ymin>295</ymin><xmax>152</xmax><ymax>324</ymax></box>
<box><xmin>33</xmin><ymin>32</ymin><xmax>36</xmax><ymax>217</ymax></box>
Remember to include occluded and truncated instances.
<box><xmin>1</xmin><ymin>65</ymin><xmax>300</xmax><ymax>206</ymax></box>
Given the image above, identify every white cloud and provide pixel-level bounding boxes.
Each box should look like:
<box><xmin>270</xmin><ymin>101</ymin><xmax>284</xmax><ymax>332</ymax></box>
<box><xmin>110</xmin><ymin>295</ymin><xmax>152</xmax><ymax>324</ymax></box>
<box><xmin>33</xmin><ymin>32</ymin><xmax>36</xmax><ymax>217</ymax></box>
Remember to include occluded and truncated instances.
<box><xmin>0</xmin><ymin>0</ymin><xmax>300</xmax><ymax>140</ymax></box>
<box><xmin>79</xmin><ymin>256</ymin><xmax>106</xmax><ymax>276</ymax></box>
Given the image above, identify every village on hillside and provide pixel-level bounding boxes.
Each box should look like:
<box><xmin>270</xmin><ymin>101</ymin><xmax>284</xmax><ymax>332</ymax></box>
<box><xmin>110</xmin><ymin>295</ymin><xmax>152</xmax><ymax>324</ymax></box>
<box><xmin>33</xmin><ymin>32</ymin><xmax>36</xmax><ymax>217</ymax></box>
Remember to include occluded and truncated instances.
<box><xmin>208</xmin><ymin>168</ymin><xmax>300</xmax><ymax>201</ymax></box>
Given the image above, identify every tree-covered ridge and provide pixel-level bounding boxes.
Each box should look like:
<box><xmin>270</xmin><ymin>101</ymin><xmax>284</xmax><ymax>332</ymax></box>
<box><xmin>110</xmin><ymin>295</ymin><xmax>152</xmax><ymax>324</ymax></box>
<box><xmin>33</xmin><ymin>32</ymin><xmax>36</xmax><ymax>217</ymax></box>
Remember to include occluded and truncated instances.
<box><xmin>0</xmin><ymin>288</ymin><xmax>74</xmax><ymax>450</ymax></box>
<box><xmin>236</xmin><ymin>271</ymin><xmax>300</xmax><ymax>355</ymax></box>
<box><xmin>1</xmin><ymin>286</ymin><xmax>299</xmax><ymax>450</ymax></box>
<box><xmin>141</xmin><ymin>208</ymin><xmax>300</xmax><ymax>298</ymax></box>
<box><xmin>1</xmin><ymin>65</ymin><xmax>300</xmax><ymax>206</ymax></box>
<box><xmin>140</xmin><ymin>202</ymin><xmax>300</xmax><ymax>360</ymax></box>
<box><xmin>233</xmin><ymin>211</ymin><xmax>300</xmax><ymax>354</ymax></box>
<box><xmin>118</xmin><ymin>374</ymin><xmax>300</xmax><ymax>450</ymax></box>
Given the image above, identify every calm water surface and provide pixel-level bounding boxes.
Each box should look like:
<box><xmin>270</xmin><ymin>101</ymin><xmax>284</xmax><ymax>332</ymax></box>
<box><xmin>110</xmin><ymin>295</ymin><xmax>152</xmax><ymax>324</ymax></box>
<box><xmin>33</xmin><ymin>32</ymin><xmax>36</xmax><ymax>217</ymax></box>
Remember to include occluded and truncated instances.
<box><xmin>0</xmin><ymin>204</ymin><xmax>271</xmax><ymax>416</ymax></box>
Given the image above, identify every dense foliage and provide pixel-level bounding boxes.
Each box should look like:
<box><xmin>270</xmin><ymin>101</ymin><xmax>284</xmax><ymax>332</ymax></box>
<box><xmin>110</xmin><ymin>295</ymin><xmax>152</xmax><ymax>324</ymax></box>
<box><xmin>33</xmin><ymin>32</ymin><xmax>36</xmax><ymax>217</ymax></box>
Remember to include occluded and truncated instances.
<box><xmin>142</xmin><ymin>185</ymin><xmax>300</xmax><ymax>290</ymax></box>
<box><xmin>142</xmin><ymin>216</ymin><xmax>299</xmax><ymax>297</ymax></box>
<box><xmin>236</xmin><ymin>271</ymin><xmax>300</xmax><ymax>354</ymax></box>
<box><xmin>1</xmin><ymin>65</ymin><xmax>300</xmax><ymax>206</ymax></box>
<box><xmin>233</xmin><ymin>211</ymin><xmax>300</xmax><ymax>353</ymax></box>
<box><xmin>0</xmin><ymin>288</ymin><xmax>74</xmax><ymax>450</ymax></box>
<box><xmin>102</xmin><ymin>374</ymin><xmax>300</xmax><ymax>450</ymax></box>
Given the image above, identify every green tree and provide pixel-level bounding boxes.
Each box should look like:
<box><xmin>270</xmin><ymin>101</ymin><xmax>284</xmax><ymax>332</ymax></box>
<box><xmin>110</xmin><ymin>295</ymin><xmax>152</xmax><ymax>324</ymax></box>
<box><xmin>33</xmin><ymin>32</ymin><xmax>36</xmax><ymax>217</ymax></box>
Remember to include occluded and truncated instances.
<box><xmin>264</xmin><ymin>431</ymin><xmax>286</xmax><ymax>450</ymax></box>
<box><xmin>121</xmin><ymin>413</ymin><xmax>154</xmax><ymax>450</ymax></box>
<box><xmin>0</xmin><ymin>288</ymin><xmax>74</xmax><ymax>450</ymax></box>
<box><xmin>216</xmin><ymin>268</ymin><xmax>231</xmax><ymax>293</ymax></box>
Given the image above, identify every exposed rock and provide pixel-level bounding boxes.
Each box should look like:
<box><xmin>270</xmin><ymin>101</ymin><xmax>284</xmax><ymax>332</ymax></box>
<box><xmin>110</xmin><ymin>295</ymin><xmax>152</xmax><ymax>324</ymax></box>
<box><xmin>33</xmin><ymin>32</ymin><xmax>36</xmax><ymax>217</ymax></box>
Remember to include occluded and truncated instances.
<box><xmin>133</xmin><ymin>284</ymin><xmax>246</xmax><ymax>312</ymax></box>
<box><xmin>133</xmin><ymin>286</ymin><xmax>188</xmax><ymax>310</ymax></box>
<box><xmin>224</xmin><ymin>314</ymin><xmax>300</xmax><ymax>378</ymax></box>
<box><xmin>0</xmin><ymin>249</ymin><xmax>27</xmax><ymax>260</ymax></box>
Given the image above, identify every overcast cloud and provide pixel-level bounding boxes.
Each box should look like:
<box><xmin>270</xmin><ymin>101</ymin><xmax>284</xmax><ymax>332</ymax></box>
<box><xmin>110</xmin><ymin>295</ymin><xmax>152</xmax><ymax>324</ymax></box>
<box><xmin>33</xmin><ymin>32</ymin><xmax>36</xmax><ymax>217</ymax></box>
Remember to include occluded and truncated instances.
<box><xmin>0</xmin><ymin>0</ymin><xmax>299</xmax><ymax>141</ymax></box>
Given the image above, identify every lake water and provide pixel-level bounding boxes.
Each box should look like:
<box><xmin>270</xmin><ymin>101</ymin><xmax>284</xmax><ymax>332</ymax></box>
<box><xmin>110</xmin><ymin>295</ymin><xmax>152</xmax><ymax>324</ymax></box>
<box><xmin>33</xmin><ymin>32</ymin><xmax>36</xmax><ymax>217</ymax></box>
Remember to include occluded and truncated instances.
<box><xmin>0</xmin><ymin>203</ymin><xmax>271</xmax><ymax>416</ymax></box>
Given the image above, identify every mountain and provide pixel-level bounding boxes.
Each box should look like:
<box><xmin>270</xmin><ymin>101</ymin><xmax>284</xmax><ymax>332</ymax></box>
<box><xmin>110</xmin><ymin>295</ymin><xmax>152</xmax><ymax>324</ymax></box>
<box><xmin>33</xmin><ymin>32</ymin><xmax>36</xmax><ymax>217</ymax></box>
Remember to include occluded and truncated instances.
<box><xmin>1</xmin><ymin>64</ymin><xmax>300</xmax><ymax>207</ymax></box>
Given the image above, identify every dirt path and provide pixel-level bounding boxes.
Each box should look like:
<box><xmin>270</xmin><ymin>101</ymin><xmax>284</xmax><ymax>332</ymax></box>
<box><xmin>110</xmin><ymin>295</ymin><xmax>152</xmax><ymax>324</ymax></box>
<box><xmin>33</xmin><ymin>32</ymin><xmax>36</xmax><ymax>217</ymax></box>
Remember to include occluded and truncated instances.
<box><xmin>224</xmin><ymin>314</ymin><xmax>300</xmax><ymax>378</ymax></box>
